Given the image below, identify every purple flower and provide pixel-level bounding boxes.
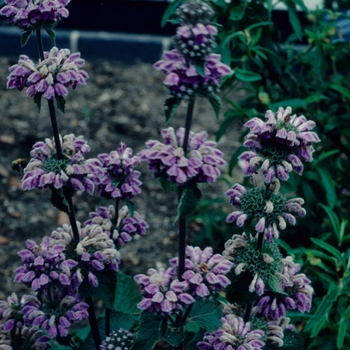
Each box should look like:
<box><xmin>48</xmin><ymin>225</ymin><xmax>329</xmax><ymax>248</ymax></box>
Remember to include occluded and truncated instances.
<box><xmin>91</xmin><ymin>143</ymin><xmax>142</xmax><ymax>200</ymax></box>
<box><xmin>154</xmin><ymin>50</ymin><xmax>231</xmax><ymax>99</ymax></box>
<box><xmin>22</xmin><ymin>294</ymin><xmax>88</xmax><ymax>338</ymax></box>
<box><xmin>239</xmin><ymin>107</ymin><xmax>320</xmax><ymax>183</ymax></box>
<box><xmin>0</xmin><ymin>0</ymin><xmax>70</xmax><ymax>29</ymax></box>
<box><xmin>198</xmin><ymin>314</ymin><xmax>265</xmax><ymax>350</ymax></box>
<box><xmin>257</xmin><ymin>256</ymin><xmax>313</xmax><ymax>320</ymax></box>
<box><xmin>85</xmin><ymin>205</ymin><xmax>148</xmax><ymax>247</ymax></box>
<box><xmin>101</xmin><ymin>328</ymin><xmax>134</xmax><ymax>350</ymax></box>
<box><xmin>134</xmin><ymin>267</ymin><xmax>195</xmax><ymax>315</ymax></box>
<box><xmin>139</xmin><ymin>127</ymin><xmax>226</xmax><ymax>186</ymax></box>
<box><xmin>170</xmin><ymin>246</ymin><xmax>233</xmax><ymax>298</ymax></box>
<box><xmin>22</xmin><ymin>134</ymin><xmax>99</xmax><ymax>195</ymax></box>
<box><xmin>226</xmin><ymin>179</ymin><xmax>306</xmax><ymax>241</ymax></box>
<box><xmin>14</xmin><ymin>237</ymin><xmax>75</xmax><ymax>291</ymax></box>
<box><xmin>7</xmin><ymin>47</ymin><xmax>88</xmax><ymax>100</ymax></box>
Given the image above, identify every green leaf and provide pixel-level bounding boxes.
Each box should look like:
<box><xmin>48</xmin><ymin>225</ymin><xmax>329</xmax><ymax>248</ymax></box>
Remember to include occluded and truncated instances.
<box><xmin>269</xmin><ymin>98</ymin><xmax>307</xmax><ymax>111</ymax></box>
<box><xmin>188</xmin><ymin>299</ymin><xmax>222</xmax><ymax>331</ymax></box>
<box><xmin>110</xmin><ymin>311</ymin><xmax>139</xmax><ymax>330</ymax></box>
<box><xmin>319</xmin><ymin>204</ymin><xmax>340</xmax><ymax>239</ymax></box>
<box><xmin>44</xmin><ymin>26</ymin><xmax>56</xmax><ymax>46</ymax></box>
<box><xmin>340</xmin><ymin>303</ymin><xmax>350</xmax><ymax>323</ymax></box>
<box><xmin>268</xmin><ymin>274</ymin><xmax>282</xmax><ymax>293</ymax></box>
<box><xmin>329</xmin><ymin>83</ymin><xmax>350</xmax><ymax>100</ymax></box>
<box><xmin>194</xmin><ymin>61</ymin><xmax>205</xmax><ymax>77</ymax></box>
<box><xmin>132</xmin><ymin>312</ymin><xmax>162</xmax><ymax>350</ymax></box>
<box><xmin>161</xmin><ymin>0</ymin><xmax>182</xmax><ymax>27</ymax></box>
<box><xmin>21</xmin><ymin>29</ymin><xmax>32</xmax><ymax>47</ymax></box>
<box><xmin>278</xmin><ymin>328</ymin><xmax>304</xmax><ymax>349</ymax></box>
<box><xmin>50</xmin><ymin>188</ymin><xmax>70</xmax><ymax>214</ymax></box>
<box><xmin>78</xmin><ymin>270</ymin><xmax>117</xmax><ymax>309</ymax></box>
<box><xmin>276</xmin><ymin>239</ymin><xmax>293</xmax><ymax>254</ymax></box>
<box><xmin>216</xmin><ymin>114</ymin><xmax>235</xmax><ymax>141</ymax></box>
<box><xmin>337</xmin><ymin>322</ymin><xmax>346</xmax><ymax>349</ymax></box>
<box><xmin>228</xmin><ymin>0</ymin><xmax>247</xmax><ymax>21</ymax></box>
<box><xmin>311</xmin><ymin>238</ymin><xmax>346</xmax><ymax>270</ymax></box>
<box><xmin>185</xmin><ymin>329</ymin><xmax>206</xmax><ymax>350</ymax></box>
<box><xmin>125</xmin><ymin>200</ymin><xmax>135</xmax><ymax>218</ymax></box>
<box><xmin>304</xmin><ymin>282</ymin><xmax>340</xmax><ymax>337</ymax></box>
<box><xmin>158</xmin><ymin>176</ymin><xmax>178</xmax><ymax>192</ymax></box>
<box><xmin>235</xmin><ymin>68</ymin><xmax>262</xmax><ymax>82</ymax></box>
<box><xmin>203</xmin><ymin>92</ymin><xmax>222</xmax><ymax>119</ymax></box>
<box><xmin>159</xmin><ymin>322</ymin><xmax>184</xmax><ymax>347</ymax></box>
<box><xmin>285</xmin><ymin>0</ymin><xmax>303</xmax><ymax>40</ymax></box>
<box><xmin>56</xmin><ymin>95</ymin><xmax>66</xmax><ymax>113</ymax></box>
<box><xmin>33</xmin><ymin>92</ymin><xmax>42</xmax><ymax>113</ymax></box>
<box><xmin>164</xmin><ymin>97</ymin><xmax>181</xmax><ymax>123</ymax></box>
<box><xmin>315</xmin><ymin>166</ymin><xmax>337</xmax><ymax>209</ymax></box>
<box><xmin>175</xmin><ymin>183</ymin><xmax>202</xmax><ymax>222</ymax></box>
<box><xmin>113</xmin><ymin>271</ymin><xmax>140</xmax><ymax>314</ymax></box>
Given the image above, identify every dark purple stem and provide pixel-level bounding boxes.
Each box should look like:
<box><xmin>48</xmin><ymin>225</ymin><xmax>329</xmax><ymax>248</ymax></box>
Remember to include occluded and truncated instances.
<box><xmin>35</xmin><ymin>29</ymin><xmax>63</xmax><ymax>159</ymax></box>
<box><xmin>86</xmin><ymin>297</ymin><xmax>101</xmax><ymax>349</ymax></box>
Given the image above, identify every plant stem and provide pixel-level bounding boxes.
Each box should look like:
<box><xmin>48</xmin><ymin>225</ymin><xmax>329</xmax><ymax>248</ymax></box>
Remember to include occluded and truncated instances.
<box><xmin>86</xmin><ymin>297</ymin><xmax>101</xmax><ymax>349</ymax></box>
<box><xmin>35</xmin><ymin>29</ymin><xmax>63</xmax><ymax>159</ymax></box>
<box><xmin>63</xmin><ymin>187</ymin><xmax>80</xmax><ymax>243</ymax></box>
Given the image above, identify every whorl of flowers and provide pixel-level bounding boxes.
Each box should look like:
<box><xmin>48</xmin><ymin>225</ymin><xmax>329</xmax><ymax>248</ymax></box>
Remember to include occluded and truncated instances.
<box><xmin>197</xmin><ymin>313</ymin><xmax>265</xmax><ymax>350</ymax></box>
<box><xmin>256</xmin><ymin>256</ymin><xmax>313</xmax><ymax>320</ymax></box>
<box><xmin>13</xmin><ymin>237</ymin><xmax>77</xmax><ymax>291</ymax></box>
<box><xmin>92</xmin><ymin>142</ymin><xmax>142</xmax><ymax>200</ymax></box>
<box><xmin>22</xmin><ymin>294</ymin><xmax>89</xmax><ymax>338</ymax></box>
<box><xmin>0</xmin><ymin>323</ymin><xmax>51</xmax><ymax>349</ymax></box>
<box><xmin>134</xmin><ymin>267</ymin><xmax>195</xmax><ymax>315</ymax></box>
<box><xmin>22</xmin><ymin>134</ymin><xmax>98</xmax><ymax>194</ymax></box>
<box><xmin>239</xmin><ymin>107</ymin><xmax>320</xmax><ymax>183</ymax></box>
<box><xmin>0</xmin><ymin>293</ymin><xmax>29</xmax><ymax>331</ymax></box>
<box><xmin>0</xmin><ymin>0</ymin><xmax>70</xmax><ymax>29</ymax></box>
<box><xmin>139</xmin><ymin>127</ymin><xmax>226</xmax><ymax>185</ymax></box>
<box><xmin>86</xmin><ymin>205</ymin><xmax>148</xmax><ymax>247</ymax></box>
<box><xmin>100</xmin><ymin>328</ymin><xmax>134</xmax><ymax>350</ymax></box>
<box><xmin>225</xmin><ymin>179</ymin><xmax>306</xmax><ymax>242</ymax></box>
<box><xmin>7</xmin><ymin>47</ymin><xmax>88</xmax><ymax>100</ymax></box>
<box><xmin>177</xmin><ymin>0</ymin><xmax>214</xmax><ymax>25</ymax></box>
<box><xmin>154</xmin><ymin>50</ymin><xmax>231</xmax><ymax>99</ymax></box>
<box><xmin>223</xmin><ymin>234</ymin><xmax>283</xmax><ymax>296</ymax></box>
<box><xmin>169</xmin><ymin>246</ymin><xmax>233</xmax><ymax>298</ymax></box>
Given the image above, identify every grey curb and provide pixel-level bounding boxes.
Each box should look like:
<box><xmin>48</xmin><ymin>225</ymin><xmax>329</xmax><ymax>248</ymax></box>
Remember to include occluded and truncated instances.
<box><xmin>0</xmin><ymin>26</ymin><xmax>172</xmax><ymax>63</ymax></box>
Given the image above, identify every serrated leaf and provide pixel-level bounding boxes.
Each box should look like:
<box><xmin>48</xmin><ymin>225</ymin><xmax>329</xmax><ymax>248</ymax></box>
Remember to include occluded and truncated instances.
<box><xmin>56</xmin><ymin>95</ymin><xmax>66</xmax><ymax>113</ymax></box>
<box><xmin>132</xmin><ymin>312</ymin><xmax>162</xmax><ymax>350</ymax></box>
<box><xmin>311</xmin><ymin>238</ymin><xmax>346</xmax><ymax>270</ymax></box>
<box><xmin>268</xmin><ymin>274</ymin><xmax>282</xmax><ymax>293</ymax></box>
<box><xmin>203</xmin><ymin>92</ymin><xmax>222</xmax><ymax>119</ymax></box>
<box><xmin>278</xmin><ymin>328</ymin><xmax>304</xmax><ymax>349</ymax></box>
<box><xmin>187</xmin><ymin>300</ymin><xmax>222</xmax><ymax>331</ymax></box>
<box><xmin>304</xmin><ymin>282</ymin><xmax>340</xmax><ymax>336</ymax></box>
<box><xmin>235</xmin><ymin>68</ymin><xmax>262</xmax><ymax>82</ymax></box>
<box><xmin>33</xmin><ymin>92</ymin><xmax>42</xmax><ymax>113</ymax></box>
<box><xmin>21</xmin><ymin>29</ymin><xmax>32</xmax><ymax>47</ymax></box>
<box><xmin>125</xmin><ymin>200</ymin><xmax>135</xmax><ymax>218</ymax></box>
<box><xmin>44</xmin><ymin>26</ymin><xmax>56</xmax><ymax>46</ymax></box>
<box><xmin>164</xmin><ymin>97</ymin><xmax>181</xmax><ymax>123</ymax></box>
<box><xmin>175</xmin><ymin>183</ymin><xmax>202</xmax><ymax>222</ymax></box>
<box><xmin>160</xmin><ymin>324</ymin><xmax>184</xmax><ymax>347</ymax></box>
<box><xmin>110</xmin><ymin>311</ymin><xmax>139</xmax><ymax>330</ymax></box>
<box><xmin>114</xmin><ymin>271</ymin><xmax>141</xmax><ymax>314</ymax></box>
<box><xmin>337</xmin><ymin>322</ymin><xmax>346</xmax><ymax>349</ymax></box>
<box><xmin>50</xmin><ymin>187</ymin><xmax>70</xmax><ymax>214</ymax></box>
<box><xmin>161</xmin><ymin>0</ymin><xmax>182</xmax><ymax>27</ymax></box>
<box><xmin>159</xmin><ymin>176</ymin><xmax>178</xmax><ymax>192</ymax></box>
<box><xmin>79</xmin><ymin>270</ymin><xmax>117</xmax><ymax>309</ymax></box>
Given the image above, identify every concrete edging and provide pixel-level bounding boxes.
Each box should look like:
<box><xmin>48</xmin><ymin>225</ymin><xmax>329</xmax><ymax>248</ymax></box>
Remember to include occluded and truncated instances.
<box><xmin>0</xmin><ymin>26</ymin><xmax>172</xmax><ymax>63</ymax></box>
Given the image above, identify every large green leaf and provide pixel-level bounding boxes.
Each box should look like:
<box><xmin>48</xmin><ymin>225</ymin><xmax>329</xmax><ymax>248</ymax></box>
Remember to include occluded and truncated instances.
<box><xmin>235</xmin><ymin>68</ymin><xmax>262</xmax><ymax>82</ymax></box>
<box><xmin>285</xmin><ymin>0</ymin><xmax>303</xmax><ymax>40</ymax></box>
<box><xmin>187</xmin><ymin>299</ymin><xmax>222</xmax><ymax>331</ymax></box>
<box><xmin>203</xmin><ymin>92</ymin><xmax>222</xmax><ymax>119</ymax></box>
<box><xmin>132</xmin><ymin>312</ymin><xmax>163</xmax><ymax>350</ymax></box>
<box><xmin>164</xmin><ymin>97</ymin><xmax>181</xmax><ymax>123</ymax></box>
<box><xmin>79</xmin><ymin>270</ymin><xmax>117</xmax><ymax>309</ymax></box>
<box><xmin>336</xmin><ymin>322</ymin><xmax>346</xmax><ymax>349</ymax></box>
<box><xmin>319</xmin><ymin>204</ymin><xmax>340</xmax><ymax>240</ymax></box>
<box><xmin>114</xmin><ymin>271</ymin><xmax>141</xmax><ymax>314</ymax></box>
<box><xmin>304</xmin><ymin>282</ymin><xmax>340</xmax><ymax>337</ymax></box>
<box><xmin>315</xmin><ymin>166</ymin><xmax>337</xmax><ymax>209</ymax></box>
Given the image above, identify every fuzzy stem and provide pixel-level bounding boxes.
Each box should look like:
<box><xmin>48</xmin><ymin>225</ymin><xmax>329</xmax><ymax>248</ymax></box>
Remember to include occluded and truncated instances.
<box><xmin>63</xmin><ymin>187</ymin><xmax>80</xmax><ymax>243</ymax></box>
<box><xmin>35</xmin><ymin>29</ymin><xmax>63</xmax><ymax>159</ymax></box>
<box><xmin>243</xmin><ymin>303</ymin><xmax>253</xmax><ymax>323</ymax></box>
<box><xmin>86</xmin><ymin>297</ymin><xmax>101</xmax><ymax>349</ymax></box>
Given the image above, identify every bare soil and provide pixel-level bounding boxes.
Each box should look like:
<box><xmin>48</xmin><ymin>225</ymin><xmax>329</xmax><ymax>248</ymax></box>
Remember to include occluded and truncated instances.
<box><xmin>0</xmin><ymin>56</ymin><xmax>240</xmax><ymax>301</ymax></box>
